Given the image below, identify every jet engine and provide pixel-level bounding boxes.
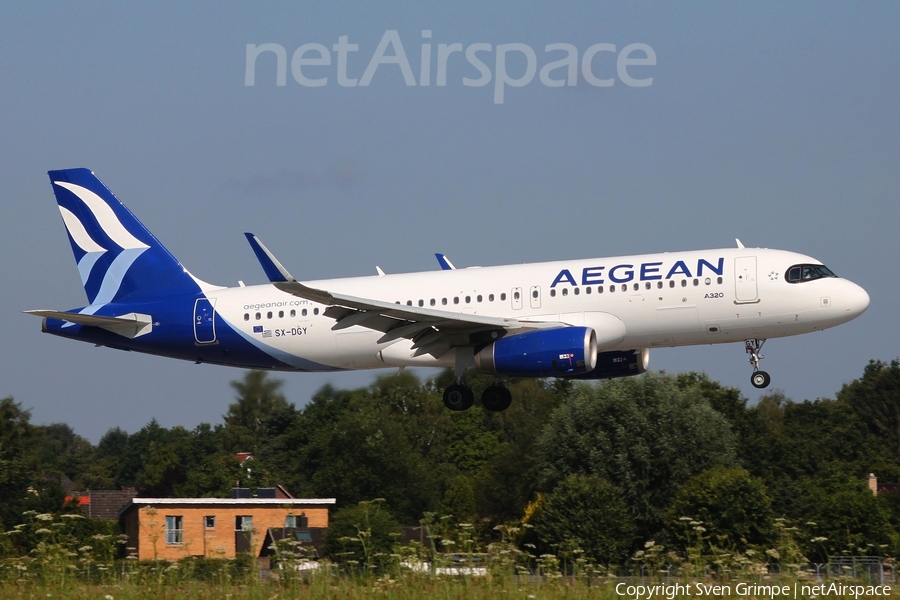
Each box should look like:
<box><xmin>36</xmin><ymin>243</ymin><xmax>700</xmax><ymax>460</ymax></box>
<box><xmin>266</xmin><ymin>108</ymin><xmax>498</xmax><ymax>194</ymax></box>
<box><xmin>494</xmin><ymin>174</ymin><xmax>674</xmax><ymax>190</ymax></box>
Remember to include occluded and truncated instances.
<box><xmin>569</xmin><ymin>348</ymin><xmax>649</xmax><ymax>380</ymax></box>
<box><xmin>475</xmin><ymin>327</ymin><xmax>597</xmax><ymax>377</ymax></box>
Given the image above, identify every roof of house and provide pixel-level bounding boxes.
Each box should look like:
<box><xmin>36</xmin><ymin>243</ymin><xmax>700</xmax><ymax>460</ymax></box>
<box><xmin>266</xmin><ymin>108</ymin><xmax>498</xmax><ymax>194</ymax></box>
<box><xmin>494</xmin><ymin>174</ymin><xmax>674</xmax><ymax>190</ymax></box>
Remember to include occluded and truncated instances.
<box><xmin>67</xmin><ymin>489</ymin><xmax>138</xmax><ymax>521</ymax></box>
<box><xmin>119</xmin><ymin>497</ymin><xmax>336</xmax><ymax>517</ymax></box>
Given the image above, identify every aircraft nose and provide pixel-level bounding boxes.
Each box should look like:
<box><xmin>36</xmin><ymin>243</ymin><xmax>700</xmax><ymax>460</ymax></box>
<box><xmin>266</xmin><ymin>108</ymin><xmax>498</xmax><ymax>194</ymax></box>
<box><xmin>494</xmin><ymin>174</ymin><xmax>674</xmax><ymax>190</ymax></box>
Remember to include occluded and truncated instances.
<box><xmin>842</xmin><ymin>280</ymin><xmax>870</xmax><ymax>317</ymax></box>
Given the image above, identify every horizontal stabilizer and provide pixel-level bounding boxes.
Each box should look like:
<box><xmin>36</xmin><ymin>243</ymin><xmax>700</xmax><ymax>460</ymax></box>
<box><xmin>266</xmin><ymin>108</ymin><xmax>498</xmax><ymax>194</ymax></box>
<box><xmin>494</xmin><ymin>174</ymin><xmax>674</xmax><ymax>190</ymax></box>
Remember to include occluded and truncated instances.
<box><xmin>244</xmin><ymin>233</ymin><xmax>296</xmax><ymax>283</ymax></box>
<box><xmin>25</xmin><ymin>310</ymin><xmax>153</xmax><ymax>339</ymax></box>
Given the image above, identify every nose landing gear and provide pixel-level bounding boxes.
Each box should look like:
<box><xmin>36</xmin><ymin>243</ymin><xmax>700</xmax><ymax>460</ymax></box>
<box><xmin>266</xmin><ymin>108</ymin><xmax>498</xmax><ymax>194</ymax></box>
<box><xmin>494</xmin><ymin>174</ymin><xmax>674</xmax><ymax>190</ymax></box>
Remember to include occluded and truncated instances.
<box><xmin>745</xmin><ymin>338</ymin><xmax>771</xmax><ymax>389</ymax></box>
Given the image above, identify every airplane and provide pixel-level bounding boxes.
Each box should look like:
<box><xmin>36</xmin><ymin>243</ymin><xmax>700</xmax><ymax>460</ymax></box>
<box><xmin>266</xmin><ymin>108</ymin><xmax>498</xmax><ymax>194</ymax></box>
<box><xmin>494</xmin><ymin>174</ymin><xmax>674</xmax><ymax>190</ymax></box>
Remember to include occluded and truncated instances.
<box><xmin>28</xmin><ymin>168</ymin><xmax>870</xmax><ymax>412</ymax></box>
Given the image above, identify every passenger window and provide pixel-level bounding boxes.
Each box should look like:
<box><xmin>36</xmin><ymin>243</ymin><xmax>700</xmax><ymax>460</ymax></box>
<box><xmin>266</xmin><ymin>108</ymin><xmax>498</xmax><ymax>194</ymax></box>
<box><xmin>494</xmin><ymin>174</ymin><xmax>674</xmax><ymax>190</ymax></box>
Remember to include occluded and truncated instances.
<box><xmin>586</xmin><ymin>286</ymin><xmax>592</xmax><ymax>295</ymax></box>
<box><xmin>501</xmin><ymin>293</ymin><xmax>507</xmax><ymax>301</ymax></box>
<box><xmin>454</xmin><ymin>297</ymin><xmax>459</xmax><ymax>304</ymax></box>
<box><xmin>313</xmin><ymin>308</ymin><xmax>319</xmax><ymax>315</ymax></box>
<box><xmin>610</xmin><ymin>285</ymin><xmax>615</xmax><ymax>293</ymax></box>
<box><xmin>302</xmin><ymin>309</ymin><xmax>308</xmax><ymax>316</ymax></box>
<box><xmin>574</xmin><ymin>288</ymin><xmax>580</xmax><ymax>295</ymax></box>
<box><xmin>621</xmin><ymin>284</ymin><xmax>627</xmax><ymax>292</ymax></box>
<box><xmin>407</xmin><ymin>300</ymin><xmax>412</xmax><ymax>306</ymax></box>
<box><xmin>598</xmin><ymin>286</ymin><xmax>604</xmax><ymax>294</ymax></box>
<box><xmin>705</xmin><ymin>278</ymin><xmax>711</xmax><ymax>285</ymax></box>
<box><xmin>465</xmin><ymin>296</ymin><xmax>471</xmax><ymax>303</ymax></box>
<box><xmin>532</xmin><ymin>290</ymin><xmax>538</xmax><ymax>299</ymax></box>
<box><xmin>244</xmin><ymin>313</ymin><xmax>249</xmax><ymax>321</ymax></box>
<box><xmin>267</xmin><ymin>311</ymin><xmax>272</xmax><ymax>319</ymax></box>
<box><xmin>255</xmin><ymin>312</ymin><xmax>261</xmax><ymax>320</ymax></box>
<box><xmin>550</xmin><ymin>289</ymin><xmax>556</xmax><ymax>297</ymax></box>
<box><xmin>645</xmin><ymin>282</ymin><xmax>651</xmax><ymax>290</ymax></box>
<box><xmin>477</xmin><ymin>295</ymin><xmax>483</xmax><ymax>302</ymax></box>
<box><xmin>489</xmin><ymin>294</ymin><xmax>495</xmax><ymax>301</ymax></box>
<box><xmin>657</xmin><ymin>281</ymin><xmax>663</xmax><ymax>289</ymax></box>
<box><xmin>430</xmin><ymin>299</ymin><xmax>435</xmax><ymax>306</ymax></box>
<box><xmin>278</xmin><ymin>310</ymin><xmax>284</xmax><ymax>318</ymax></box>
<box><xmin>442</xmin><ymin>298</ymin><xmax>448</xmax><ymax>305</ymax></box>
<box><xmin>290</xmin><ymin>309</ymin><xmax>296</xmax><ymax>317</ymax></box>
<box><xmin>693</xmin><ymin>279</ymin><xmax>699</xmax><ymax>286</ymax></box>
<box><xmin>562</xmin><ymin>288</ymin><xmax>568</xmax><ymax>296</ymax></box>
<box><xmin>681</xmin><ymin>280</ymin><xmax>687</xmax><ymax>287</ymax></box>
<box><xmin>669</xmin><ymin>281</ymin><xmax>675</xmax><ymax>288</ymax></box>
<box><xmin>633</xmin><ymin>283</ymin><xmax>639</xmax><ymax>291</ymax></box>
<box><xmin>418</xmin><ymin>300</ymin><xmax>424</xmax><ymax>307</ymax></box>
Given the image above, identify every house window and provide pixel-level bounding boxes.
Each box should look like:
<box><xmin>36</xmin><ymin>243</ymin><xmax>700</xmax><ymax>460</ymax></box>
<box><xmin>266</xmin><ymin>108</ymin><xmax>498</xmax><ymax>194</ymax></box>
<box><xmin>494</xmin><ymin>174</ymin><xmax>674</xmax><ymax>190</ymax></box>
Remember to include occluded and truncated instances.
<box><xmin>285</xmin><ymin>513</ymin><xmax>308</xmax><ymax>528</ymax></box>
<box><xmin>235</xmin><ymin>515</ymin><xmax>253</xmax><ymax>531</ymax></box>
<box><xmin>204</xmin><ymin>516</ymin><xmax>216</xmax><ymax>530</ymax></box>
<box><xmin>165</xmin><ymin>516</ymin><xmax>183</xmax><ymax>545</ymax></box>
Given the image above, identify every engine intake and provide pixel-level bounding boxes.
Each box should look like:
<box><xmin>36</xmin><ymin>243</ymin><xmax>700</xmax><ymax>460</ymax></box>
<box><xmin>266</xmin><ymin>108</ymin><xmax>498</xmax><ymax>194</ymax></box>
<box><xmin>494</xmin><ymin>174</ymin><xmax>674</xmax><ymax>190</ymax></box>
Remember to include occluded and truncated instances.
<box><xmin>475</xmin><ymin>327</ymin><xmax>597</xmax><ymax>377</ymax></box>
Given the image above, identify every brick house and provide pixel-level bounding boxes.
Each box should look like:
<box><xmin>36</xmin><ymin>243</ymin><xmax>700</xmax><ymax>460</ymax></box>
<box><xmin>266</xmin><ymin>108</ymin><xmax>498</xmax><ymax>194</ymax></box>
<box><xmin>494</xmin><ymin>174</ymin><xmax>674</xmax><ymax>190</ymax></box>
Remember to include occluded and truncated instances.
<box><xmin>119</xmin><ymin>497</ymin><xmax>335</xmax><ymax>560</ymax></box>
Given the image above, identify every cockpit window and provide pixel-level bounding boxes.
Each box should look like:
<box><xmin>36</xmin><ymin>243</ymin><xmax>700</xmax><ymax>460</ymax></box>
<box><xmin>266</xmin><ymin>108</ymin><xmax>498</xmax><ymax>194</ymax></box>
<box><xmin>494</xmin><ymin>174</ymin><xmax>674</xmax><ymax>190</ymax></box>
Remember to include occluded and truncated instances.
<box><xmin>785</xmin><ymin>264</ymin><xmax>836</xmax><ymax>283</ymax></box>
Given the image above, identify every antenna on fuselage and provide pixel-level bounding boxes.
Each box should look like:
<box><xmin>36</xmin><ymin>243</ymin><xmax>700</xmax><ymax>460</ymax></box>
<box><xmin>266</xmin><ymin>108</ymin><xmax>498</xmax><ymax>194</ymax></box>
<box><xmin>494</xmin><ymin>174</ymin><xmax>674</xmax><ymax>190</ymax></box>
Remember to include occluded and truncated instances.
<box><xmin>735</xmin><ymin>239</ymin><xmax>745</xmax><ymax>249</ymax></box>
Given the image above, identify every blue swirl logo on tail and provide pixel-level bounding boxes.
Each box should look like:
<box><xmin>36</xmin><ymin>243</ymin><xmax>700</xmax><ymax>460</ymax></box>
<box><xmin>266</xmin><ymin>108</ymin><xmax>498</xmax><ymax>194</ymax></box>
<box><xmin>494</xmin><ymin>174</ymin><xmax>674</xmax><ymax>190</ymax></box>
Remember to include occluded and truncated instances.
<box><xmin>49</xmin><ymin>168</ymin><xmax>202</xmax><ymax>309</ymax></box>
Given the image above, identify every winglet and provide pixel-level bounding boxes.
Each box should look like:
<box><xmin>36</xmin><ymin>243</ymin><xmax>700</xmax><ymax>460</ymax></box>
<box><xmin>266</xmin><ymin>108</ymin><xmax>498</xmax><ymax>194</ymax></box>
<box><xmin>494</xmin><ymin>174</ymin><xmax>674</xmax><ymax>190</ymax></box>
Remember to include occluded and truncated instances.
<box><xmin>244</xmin><ymin>233</ymin><xmax>296</xmax><ymax>282</ymax></box>
<box><xmin>735</xmin><ymin>239</ymin><xmax>745</xmax><ymax>249</ymax></box>
<box><xmin>435</xmin><ymin>253</ymin><xmax>456</xmax><ymax>270</ymax></box>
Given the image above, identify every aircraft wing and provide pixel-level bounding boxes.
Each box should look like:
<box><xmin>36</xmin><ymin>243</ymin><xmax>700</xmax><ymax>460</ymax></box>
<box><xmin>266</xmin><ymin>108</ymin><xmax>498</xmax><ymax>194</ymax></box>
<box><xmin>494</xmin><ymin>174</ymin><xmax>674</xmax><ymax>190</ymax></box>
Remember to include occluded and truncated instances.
<box><xmin>273</xmin><ymin>280</ymin><xmax>559</xmax><ymax>358</ymax></box>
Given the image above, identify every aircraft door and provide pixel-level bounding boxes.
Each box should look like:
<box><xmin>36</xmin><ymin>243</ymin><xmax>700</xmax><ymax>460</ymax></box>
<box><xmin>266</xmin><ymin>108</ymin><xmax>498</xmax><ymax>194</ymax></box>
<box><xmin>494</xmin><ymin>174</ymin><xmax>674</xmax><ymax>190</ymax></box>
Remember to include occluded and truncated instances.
<box><xmin>530</xmin><ymin>286</ymin><xmax>541</xmax><ymax>309</ymax></box>
<box><xmin>734</xmin><ymin>257</ymin><xmax>758</xmax><ymax>303</ymax></box>
<box><xmin>511</xmin><ymin>287</ymin><xmax>523</xmax><ymax>310</ymax></box>
<box><xmin>193</xmin><ymin>298</ymin><xmax>217</xmax><ymax>344</ymax></box>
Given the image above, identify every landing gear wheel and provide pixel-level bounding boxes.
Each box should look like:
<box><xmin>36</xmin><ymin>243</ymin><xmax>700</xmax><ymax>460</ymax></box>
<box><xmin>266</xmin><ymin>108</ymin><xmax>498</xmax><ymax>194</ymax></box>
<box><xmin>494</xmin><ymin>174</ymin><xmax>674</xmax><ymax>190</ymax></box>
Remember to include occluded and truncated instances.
<box><xmin>744</xmin><ymin>339</ymin><xmax>771</xmax><ymax>389</ymax></box>
<box><xmin>443</xmin><ymin>383</ymin><xmax>474</xmax><ymax>411</ymax></box>
<box><xmin>481</xmin><ymin>385</ymin><xmax>512</xmax><ymax>412</ymax></box>
<box><xmin>751</xmin><ymin>371</ymin><xmax>771</xmax><ymax>389</ymax></box>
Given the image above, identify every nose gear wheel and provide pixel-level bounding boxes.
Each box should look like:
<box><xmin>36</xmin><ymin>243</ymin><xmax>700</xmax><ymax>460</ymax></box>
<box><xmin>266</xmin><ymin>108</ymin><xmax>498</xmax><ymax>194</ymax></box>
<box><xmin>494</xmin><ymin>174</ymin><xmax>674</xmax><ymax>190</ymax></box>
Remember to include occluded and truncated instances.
<box><xmin>745</xmin><ymin>338</ymin><xmax>770</xmax><ymax>389</ymax></box>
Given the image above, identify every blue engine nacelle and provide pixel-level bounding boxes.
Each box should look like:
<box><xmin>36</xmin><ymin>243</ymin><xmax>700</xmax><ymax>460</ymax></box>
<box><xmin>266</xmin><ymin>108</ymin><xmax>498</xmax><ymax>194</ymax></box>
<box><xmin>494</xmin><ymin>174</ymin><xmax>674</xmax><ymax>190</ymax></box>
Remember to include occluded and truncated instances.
<box><xmin>474</xmin><ymin>327</ymin><xmax>598</xmax><ymax>377</ymax></box>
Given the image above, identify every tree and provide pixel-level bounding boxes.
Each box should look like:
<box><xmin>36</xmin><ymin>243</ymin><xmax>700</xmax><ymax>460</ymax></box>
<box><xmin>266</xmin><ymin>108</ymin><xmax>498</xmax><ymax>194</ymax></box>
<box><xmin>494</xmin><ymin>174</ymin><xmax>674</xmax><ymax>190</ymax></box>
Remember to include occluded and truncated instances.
<box><xmin>529</xmin><ymin>474</ymin><xmax>636</xmax><ymax>565</ymax></box>
<box><xmin>838</xmin><ymin>359</ymin><xmax>900</xmax><ymax>459</ymax></box>
<box><xmin>795</xmin><ymin>471</ymin><xmax>898</xmax><ymax>560</ymax></box>
<box><xmin>537</xmin><ymin>373</ymin><xmax>738</xmax><ymax>536</ymax></box>
<box><xmin>224</xmin><ymin>370</ymin><xmax>293</xmax><ymax>453</ymax></box>
<box><xmin>322</xmin><ymin>499</ymin><xmax>401</xmax><ymax>566</ymax></box>
<box><xmin>440</xmin><ymin>475</ymin><xmax>478</xmax><ymax>523</ymax></box>
<box><xmin>664</xmin><ymin>466</ymin><xmax>773</xmax><ymax>552</ymax></box>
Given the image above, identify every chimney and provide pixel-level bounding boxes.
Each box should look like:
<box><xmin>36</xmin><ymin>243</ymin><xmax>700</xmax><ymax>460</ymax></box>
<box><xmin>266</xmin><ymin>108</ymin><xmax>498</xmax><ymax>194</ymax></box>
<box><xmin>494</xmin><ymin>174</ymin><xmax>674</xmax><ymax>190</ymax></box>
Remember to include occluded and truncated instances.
<box><xmin>869</xmin><ymin>473</ymin><xmax>878</xmax><ymax>495</ymax></box>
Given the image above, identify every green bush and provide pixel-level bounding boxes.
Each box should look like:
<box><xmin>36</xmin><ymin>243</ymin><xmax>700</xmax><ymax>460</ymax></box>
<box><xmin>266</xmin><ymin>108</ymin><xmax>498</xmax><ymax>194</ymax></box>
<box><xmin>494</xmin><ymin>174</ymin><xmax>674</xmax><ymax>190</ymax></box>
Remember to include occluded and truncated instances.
<box><xmin>529</xmin><ymin>474</ymin><xmax>636</xmax><ymax>566</ymax></box>
<box><xmin>664</xmin><ymin>466</ymin><xmax>773</xmax><ymax>552</ymax></box>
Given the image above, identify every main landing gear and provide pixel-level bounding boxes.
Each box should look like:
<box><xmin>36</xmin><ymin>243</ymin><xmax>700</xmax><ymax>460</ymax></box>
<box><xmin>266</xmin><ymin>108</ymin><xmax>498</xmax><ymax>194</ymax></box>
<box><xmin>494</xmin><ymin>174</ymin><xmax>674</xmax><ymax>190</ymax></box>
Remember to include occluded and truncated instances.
<box><xmin>745</xmin><ymin>338</ymin><xmax>771</xmax><ymax>389</ymax></box>
<box><xmin>442</xmin><ymin>381</ymin><xmax>512</xmax><ymax>412</ymax></box>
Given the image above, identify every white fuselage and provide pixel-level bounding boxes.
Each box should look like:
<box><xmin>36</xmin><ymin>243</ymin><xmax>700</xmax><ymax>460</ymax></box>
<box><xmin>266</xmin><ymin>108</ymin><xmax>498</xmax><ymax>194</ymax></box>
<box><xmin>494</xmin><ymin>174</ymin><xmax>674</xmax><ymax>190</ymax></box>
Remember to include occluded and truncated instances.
<box><xmin>204</xmin><ymin>247</ymin><xmax>869</xmax><ymax>372</ymax></box>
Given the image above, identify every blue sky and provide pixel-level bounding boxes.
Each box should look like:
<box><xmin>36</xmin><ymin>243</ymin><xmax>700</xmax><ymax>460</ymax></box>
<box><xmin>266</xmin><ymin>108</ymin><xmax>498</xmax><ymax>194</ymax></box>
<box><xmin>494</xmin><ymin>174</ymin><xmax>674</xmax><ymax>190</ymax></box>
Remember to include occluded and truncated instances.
<box><xmin>2</xmin><ymin>2</ymin><xmax>898</xmax><ymax>442</ymax></box>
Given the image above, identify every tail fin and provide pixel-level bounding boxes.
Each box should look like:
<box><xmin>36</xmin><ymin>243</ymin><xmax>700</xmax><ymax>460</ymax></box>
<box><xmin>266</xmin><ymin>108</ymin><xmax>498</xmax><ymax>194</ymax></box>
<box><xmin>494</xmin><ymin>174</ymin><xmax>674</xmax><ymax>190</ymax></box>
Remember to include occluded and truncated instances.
<box><xmin>48</xmin><ymin>168</ymin><xmax>202</xmax><ymax>304</ymax></box>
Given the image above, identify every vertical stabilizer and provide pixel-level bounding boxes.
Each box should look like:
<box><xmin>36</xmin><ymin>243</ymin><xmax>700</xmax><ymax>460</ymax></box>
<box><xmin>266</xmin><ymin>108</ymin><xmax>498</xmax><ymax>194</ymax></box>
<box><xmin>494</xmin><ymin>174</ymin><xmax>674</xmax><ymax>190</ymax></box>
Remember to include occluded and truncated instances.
<box><xmin>48</xmin><ymin>168</ymin><xmax>201</xmax><ymax>304</ymax></box>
